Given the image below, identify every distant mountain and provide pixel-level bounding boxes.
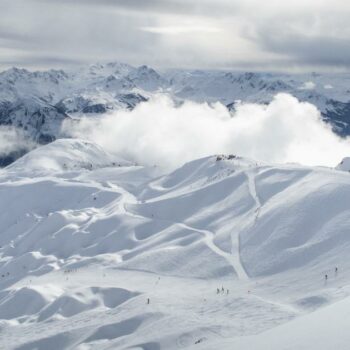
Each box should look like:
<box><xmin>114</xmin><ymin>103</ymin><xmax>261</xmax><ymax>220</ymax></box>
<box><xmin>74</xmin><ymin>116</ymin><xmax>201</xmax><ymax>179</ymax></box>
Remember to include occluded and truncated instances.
<box><xmin>1</xmin><ymin>62</ymin><xmax>350</xmax><ymax>163</ymax></box>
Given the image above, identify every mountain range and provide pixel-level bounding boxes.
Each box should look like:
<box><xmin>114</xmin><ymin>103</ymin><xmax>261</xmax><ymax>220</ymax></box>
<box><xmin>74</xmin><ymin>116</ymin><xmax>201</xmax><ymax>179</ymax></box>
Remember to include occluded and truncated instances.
<box><xmin>1</xmin><ymin>62</ymin><xmax>350</xmax><ymax>166</ymax></box>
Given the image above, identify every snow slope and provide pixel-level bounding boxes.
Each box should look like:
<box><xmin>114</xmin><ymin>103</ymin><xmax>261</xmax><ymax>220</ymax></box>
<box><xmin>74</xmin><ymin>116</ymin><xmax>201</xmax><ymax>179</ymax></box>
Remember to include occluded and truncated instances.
<box><xmin>6</xmin><ymin>139</ymin><xmax>131</xmax><ymax>175</ymax></box>
<box><xmin>336</xmin><ymin>157</ymin><xmax>350</xmax><ymax>172</ymax></box>
<box><xmin>198</xmin><ymin>294</ymin><xmax>350</xmax><ymax>350</ymax></box>
<box><xmin>0</xmin><ymin>141</ymin><xmax>349</xmax><ymax>349</ymax></box>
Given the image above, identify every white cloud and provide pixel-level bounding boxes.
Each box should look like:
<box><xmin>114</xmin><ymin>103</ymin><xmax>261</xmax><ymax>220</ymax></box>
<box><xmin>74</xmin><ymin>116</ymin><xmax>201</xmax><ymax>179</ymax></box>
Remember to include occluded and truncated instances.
<box><xmin>140</xmin><ymin>26</ymin><xmax>222</xmax><ymax>35</ymax></box>
<box><xmin>62</xmin><ymin>94</ymin><xmax>350</xmax><ymax>170</ymax></box>
<box><xmin>299</xmin><ymin>81</ymin><xmax>316</xmax><ymax>90</ymax></box>
<box><xmin>0</xmin><ymin>127</ymin><xmax>36</xmax><ymax>156</ymax></box>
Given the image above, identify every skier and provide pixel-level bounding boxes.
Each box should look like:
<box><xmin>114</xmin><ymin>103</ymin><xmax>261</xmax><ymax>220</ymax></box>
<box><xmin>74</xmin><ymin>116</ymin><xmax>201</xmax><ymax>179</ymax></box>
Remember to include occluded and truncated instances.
<box><xmin>147</xmin><ymin>298</ymin><xmax>150</xmax><ymax>305</ymax></box>
<box><xmin>217</xmin><ymin>288</ymin><xmax>220</xmax><ymax>294</ymax></box>
<box><xmin>221</xmin><ymin>286</ymin><xmax>224</xmax><ymax>293</ymax></box>
<box><xmin>226</xmin><ymin>289</ymin><xmax>229</xmax><ymax>295</ymax></box>
<box><xmin>325</xmin><ymin>274</ymin><xmax>328</xmax><ymax>282</ymax></box>
<box><xmin>335</xmin><ymin>267</ymin><xmax>338</xmax><ymax>276</ymax></box>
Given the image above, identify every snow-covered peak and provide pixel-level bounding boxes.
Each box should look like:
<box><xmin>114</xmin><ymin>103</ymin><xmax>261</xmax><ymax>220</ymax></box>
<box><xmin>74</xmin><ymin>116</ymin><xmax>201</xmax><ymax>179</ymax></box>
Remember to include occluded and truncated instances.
<box><xmin>6</xmin><ymin>139</ymin><xmax>130</xmax><ymax>175</ymax></box>
<box><xmin>336</xmin><ymin>157</ymin><xmax>350</xmax><ymax>172</ymax></box>
<box><xmin>140</xmin><ymin>154</ymin><xmax>262</xmax><ymax>201</ymax></box>
<box><xmin>126</xmin><ymin>65</ymin><xmax>167</xmax><ymax>91</ymax></box>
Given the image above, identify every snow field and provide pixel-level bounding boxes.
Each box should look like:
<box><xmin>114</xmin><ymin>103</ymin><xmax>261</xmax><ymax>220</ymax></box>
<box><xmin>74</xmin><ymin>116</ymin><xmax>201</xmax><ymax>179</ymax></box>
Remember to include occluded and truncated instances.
<box><xmin>0</xmin><ymin>140</ymin><xmax>349</xmax><ymax>349</ymax></box>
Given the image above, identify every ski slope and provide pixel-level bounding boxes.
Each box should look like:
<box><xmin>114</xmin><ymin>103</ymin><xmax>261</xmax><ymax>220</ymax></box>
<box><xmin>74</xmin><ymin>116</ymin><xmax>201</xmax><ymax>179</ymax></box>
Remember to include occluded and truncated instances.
<box><xmin>0</xmin><ymin>140</ymin><xmax>350</xmax><ymax>349</ymax></box>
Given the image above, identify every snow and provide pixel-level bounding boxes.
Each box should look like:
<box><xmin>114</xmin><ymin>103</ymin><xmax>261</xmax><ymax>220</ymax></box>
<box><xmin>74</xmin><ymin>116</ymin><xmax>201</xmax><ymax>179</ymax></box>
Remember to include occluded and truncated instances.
<box><xmin>336</xmin><ymin>157</ymin><xmax>350</xmax><ymax>172</ymax></box>
<box><xmin>0</xmin><ymin>140</ymin><xmax>349</xmax><ymax>348</ymax></box>
<box><xmin>6</xmin><ymin>139</ymin><xmax>131</xmax><ymax>175</ymax></box>
<box><xmin>199</xmin><ymin>294</ymin><xmax>350</xmax><ymax>350</ymax></box>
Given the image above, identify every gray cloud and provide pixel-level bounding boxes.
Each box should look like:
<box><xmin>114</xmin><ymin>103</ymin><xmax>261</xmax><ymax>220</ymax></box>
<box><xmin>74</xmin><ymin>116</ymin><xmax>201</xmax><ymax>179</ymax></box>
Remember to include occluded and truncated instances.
<box><xmin>1</xmin><ymin>0</ymin><xmax>350</xmax><ymax>71</ymax></box>
<box><xmin>243</xmin><ymin>8</ymin><xmax>350</xmax><ymax>69</ymax></box>
<box><xmin>261</xmin><ymin>35</ymin><xmax>350</xmax><ymax>67</ymax></box>
<box><xmin>32</xmin><ymin>0</ymin><xmax>238</xmax><ymax>17</ymax></box>
<box><xmin>0</xmin><ymin>0</ymin><xmax>159</xmax><ymax>69</ymax></box>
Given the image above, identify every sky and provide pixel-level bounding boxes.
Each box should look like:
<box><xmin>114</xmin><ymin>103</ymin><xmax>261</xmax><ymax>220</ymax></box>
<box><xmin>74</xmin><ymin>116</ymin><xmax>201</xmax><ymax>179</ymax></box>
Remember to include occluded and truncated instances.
<box><xmin>0</xmin><ymin>0</ymin><xmax>350</xmax><ymax>71</ymax></box>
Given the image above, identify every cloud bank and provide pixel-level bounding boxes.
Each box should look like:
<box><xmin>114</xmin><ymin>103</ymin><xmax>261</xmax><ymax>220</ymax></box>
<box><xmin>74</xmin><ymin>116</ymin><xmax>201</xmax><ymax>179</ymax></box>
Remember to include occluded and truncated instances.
<box><xmin>0</xmin><ymin>127</ymin><xmax>35</xmax><ymax>157</ymax></box>
<box><xmin>62</xmin><ymin>94</ymin><xmax>350</xmax><ymax>170</ymax></box>
<box><xmin>2</xmin><ymin>0</ymin><xmax>350</xmax><ymax>71</ymax></box>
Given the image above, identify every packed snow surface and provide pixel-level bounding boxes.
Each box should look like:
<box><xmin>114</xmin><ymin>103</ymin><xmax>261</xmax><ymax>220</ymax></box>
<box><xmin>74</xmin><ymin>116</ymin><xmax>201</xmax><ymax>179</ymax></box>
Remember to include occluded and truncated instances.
<box><xmin>0</xmin><ymin>140</ymin><xmax>350</xmax><ymax>349</ymax></box>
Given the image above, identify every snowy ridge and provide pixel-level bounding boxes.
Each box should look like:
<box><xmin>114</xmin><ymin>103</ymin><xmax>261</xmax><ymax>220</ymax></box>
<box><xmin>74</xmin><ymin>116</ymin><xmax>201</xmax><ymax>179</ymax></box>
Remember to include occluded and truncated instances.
<box><xmin>6</xmin><ymin>139</ymin><xmax>131</xmax><ymax>175</ymax></box>
<box><xmin>0</xmin><ymin>140</ymin><xmax>350</xmax><ymax>349</ymax></box>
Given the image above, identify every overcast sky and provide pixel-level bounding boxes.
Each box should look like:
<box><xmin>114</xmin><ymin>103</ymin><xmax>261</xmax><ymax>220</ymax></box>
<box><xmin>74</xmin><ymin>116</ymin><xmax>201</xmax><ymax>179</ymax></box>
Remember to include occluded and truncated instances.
<box><xmin>1</xmin><ymin>0</ymin><xmax>349</xmax><ymax>72</ymax></box>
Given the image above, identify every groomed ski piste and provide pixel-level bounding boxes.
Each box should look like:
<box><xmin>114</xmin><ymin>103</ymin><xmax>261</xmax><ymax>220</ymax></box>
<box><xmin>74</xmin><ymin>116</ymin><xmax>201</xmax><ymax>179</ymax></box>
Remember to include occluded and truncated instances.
<box><xmin>0</xmin><ymin>139</ymin><xmax>350</xmax><ymax>349</ymax></box>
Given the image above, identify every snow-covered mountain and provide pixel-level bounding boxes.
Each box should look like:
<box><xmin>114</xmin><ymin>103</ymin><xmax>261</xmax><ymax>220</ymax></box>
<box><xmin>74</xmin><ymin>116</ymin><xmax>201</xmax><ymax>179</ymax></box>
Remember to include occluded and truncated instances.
<box><xmin>1</xmin><ymin>139</ymin><xmax>350</xmax><ymax>349</ymax></box>
<box><xmin>2</xmin><ymin>62</ymin><xmax>350</xmax><ymax>348</ymax></box>
<box><xmin>1</xmin><ymin>62</ymin><xmax>350</xmax><ymax>158</ymax></box>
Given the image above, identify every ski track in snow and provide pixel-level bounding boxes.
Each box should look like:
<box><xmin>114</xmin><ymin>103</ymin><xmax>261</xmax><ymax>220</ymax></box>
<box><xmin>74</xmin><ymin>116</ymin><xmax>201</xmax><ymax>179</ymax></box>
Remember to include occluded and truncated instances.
<box><xmin>245</xmin><ymin>168</ymin><xmax>262</xmax><ymax>224</ymax></box>
<box><xmin>118</xmin><ymin>186</ymin><xmax>249</xmax><ymax>281</ymax></box>
<box><xmin>172</xmin><ymin>221</ymin><xmax>248</xmax><ymax>281</ymax></box>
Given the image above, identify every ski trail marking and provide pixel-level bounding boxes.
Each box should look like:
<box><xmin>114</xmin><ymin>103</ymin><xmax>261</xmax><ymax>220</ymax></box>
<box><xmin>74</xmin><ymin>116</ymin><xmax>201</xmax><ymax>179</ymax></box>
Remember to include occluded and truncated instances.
<box><xmin>115</xmin><ymin>185</ymin><xmax>249</xmax><ymax>281</ymax></box>
<box><xmin>246</xmin><ymin>169</ymin><xmax>261</xmax><ymax>224</ymax></box>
